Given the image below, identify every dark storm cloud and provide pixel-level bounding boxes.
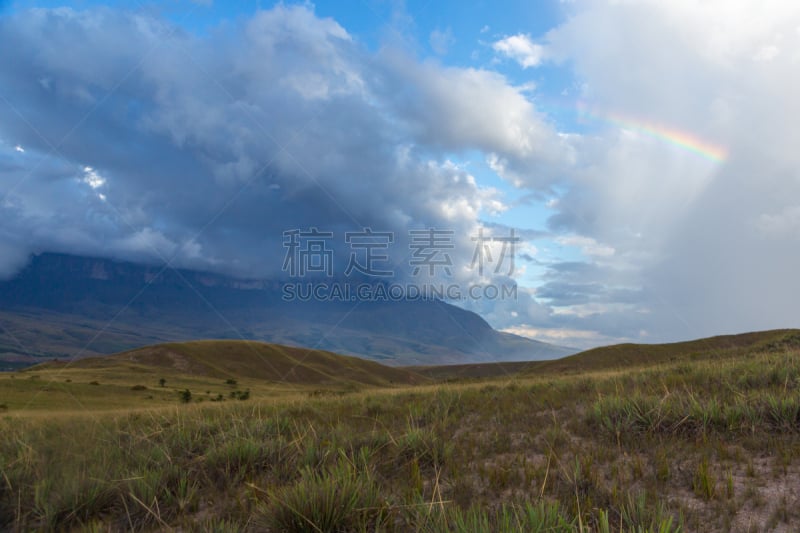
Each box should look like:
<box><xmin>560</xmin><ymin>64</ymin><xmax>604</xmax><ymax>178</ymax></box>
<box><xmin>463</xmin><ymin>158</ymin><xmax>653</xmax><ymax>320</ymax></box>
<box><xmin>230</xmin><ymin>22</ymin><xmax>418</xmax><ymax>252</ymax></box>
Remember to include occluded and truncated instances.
<box><xmin>0</xmin><ymin>5</ymin><xmax>565</xmax><ymax>280</ymax></box>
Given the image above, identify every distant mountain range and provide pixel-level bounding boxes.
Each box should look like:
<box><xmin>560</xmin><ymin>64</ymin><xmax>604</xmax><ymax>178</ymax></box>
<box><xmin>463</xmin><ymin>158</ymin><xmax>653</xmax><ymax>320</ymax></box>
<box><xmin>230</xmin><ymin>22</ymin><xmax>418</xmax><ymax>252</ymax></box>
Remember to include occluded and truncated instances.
<box><xmin>0</xmin><ymin>253</ymin><xmax>576</xmax><ymax>368</ymax></box>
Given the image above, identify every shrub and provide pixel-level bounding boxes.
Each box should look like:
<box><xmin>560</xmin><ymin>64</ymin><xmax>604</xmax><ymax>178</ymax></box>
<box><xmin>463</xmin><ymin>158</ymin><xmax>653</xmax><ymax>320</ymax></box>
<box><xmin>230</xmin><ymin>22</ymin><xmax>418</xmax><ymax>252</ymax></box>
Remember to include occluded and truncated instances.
<box><xmin>260</xmin><ymin>461</ymin><xmax>389</xmax><ymax>532</ymax></box>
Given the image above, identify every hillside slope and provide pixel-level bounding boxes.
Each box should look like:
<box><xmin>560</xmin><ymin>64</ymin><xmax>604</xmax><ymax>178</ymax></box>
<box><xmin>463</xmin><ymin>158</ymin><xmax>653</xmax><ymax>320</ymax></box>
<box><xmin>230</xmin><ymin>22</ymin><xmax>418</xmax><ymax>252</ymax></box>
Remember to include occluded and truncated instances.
<box><xmin>531</xmin><ymin>329</ymin><xmax>800</xmax><ymax>374</ymax></box>
<box><xmin>34</xmin><ymin>340</ymin><xmax>428</xmax><ymax>387</ymax></box>
<box><xmin>410</xmin><ymin>329</ymin><xmax>800</xmax><ymax>381</ymax></box>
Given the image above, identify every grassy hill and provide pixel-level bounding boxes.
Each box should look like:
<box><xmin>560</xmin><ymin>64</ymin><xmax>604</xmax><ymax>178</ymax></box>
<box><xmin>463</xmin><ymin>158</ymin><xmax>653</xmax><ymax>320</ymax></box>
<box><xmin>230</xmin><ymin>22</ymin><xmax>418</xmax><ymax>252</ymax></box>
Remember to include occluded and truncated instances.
<box><xmin>530</xmin><ymin>328</ymin><xmax>800</xmax><ymax>374</ymax></box>
<box><xmin>409</xmin><ymin>361</ymin><xmax>544</xmax><ymax>381</ymax></box>
<box><xmin>3</xmin><ymin>330</ymin><xmax>800</xmax><ymax>531</ymax></box>
<box><xmin>410</xmin><ymin>329</ymin><xmax>800</xmax><ymax>382</ymax></box>
<box><xmin>42</xmin><ymin>340</ymin><xmax>427</xmax><ymax>386</ymax></box>
<box><xmin>2</xmin><ymin>340</ymin><xmax>426</xmax><ymax>412</ymax></box>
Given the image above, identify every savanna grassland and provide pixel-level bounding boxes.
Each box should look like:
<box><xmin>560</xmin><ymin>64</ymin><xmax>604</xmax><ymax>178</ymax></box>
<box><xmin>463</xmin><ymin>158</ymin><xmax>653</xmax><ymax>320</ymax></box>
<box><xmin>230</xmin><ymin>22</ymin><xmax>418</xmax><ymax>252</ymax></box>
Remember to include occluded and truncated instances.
<box><xmin>2</xmin><ymin>331</ymin><xmax>800</xmax><ymax>532</ymax></box>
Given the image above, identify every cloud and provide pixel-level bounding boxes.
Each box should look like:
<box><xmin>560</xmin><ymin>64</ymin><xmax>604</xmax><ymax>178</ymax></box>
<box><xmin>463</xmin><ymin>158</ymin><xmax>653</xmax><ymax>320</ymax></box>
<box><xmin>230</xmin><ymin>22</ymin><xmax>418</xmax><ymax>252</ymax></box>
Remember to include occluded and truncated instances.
<box><xmin>756</xmin><ymin>206</ymin><xmax>800</xmax><ymax>238</ymax></box>
<box><xmin>501</xmin><ymin>325</ymin><xmax>633</xmax><ymax>350</ymax></box>
<box><xmin>3</xmin><ymin>2</ymin><xmax>798</xmax><ymax>350</ymax></box>
<box><xmin>377</xmin><ymin>52</ymin><xmax>571</xmax><ymax>178</ymax></box>
<box><xmin>535</xmin><ymin>0</ymin><xmax>800</xmax><ymax>342</ymax></box>
<box><xmin>429</xmin><ymin>27</ymin><xmax>454</xmax><ymax>55</ymax></box>
<box><xmin>492</xmin><ymin>34</ymin><xmax>545</xmax><ymax>68</ymax></box>
<box><xmin>0</xmin><ymin>5</ymin><xmax>564</xmax><ymax>287</ymax></box>
<box><xmin>81</xmin><ymin>167</ymin><xmax>105</xmax><ymax>190</ymax></box>
<box><xmin>555</xmin><ymin>235</ymin><xmax>614</xmax><ymax>258</ymax></box>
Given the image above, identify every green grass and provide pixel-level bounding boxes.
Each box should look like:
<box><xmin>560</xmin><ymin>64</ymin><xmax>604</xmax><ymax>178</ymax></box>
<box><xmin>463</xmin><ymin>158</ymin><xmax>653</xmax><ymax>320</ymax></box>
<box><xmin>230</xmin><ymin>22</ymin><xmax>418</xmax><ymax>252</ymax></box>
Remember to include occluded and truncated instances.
<box><xmin>2</xmin><ymin>332</ymin><xmax>800</xmax><ymax>530</ymax></box>
<box><xmin>257</xmin><ymin>459</ymin><xmax>390</xmax><ymax>532</ymax></box>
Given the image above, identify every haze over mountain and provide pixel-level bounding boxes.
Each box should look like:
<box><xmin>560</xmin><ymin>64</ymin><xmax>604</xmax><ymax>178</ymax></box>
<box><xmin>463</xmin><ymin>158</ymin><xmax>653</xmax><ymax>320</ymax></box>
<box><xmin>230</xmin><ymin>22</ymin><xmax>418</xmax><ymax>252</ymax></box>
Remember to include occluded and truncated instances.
<box><xmin>0</xmin><ymin>253</ymin><xmax>575</xmax><ymax>367</ymax></box>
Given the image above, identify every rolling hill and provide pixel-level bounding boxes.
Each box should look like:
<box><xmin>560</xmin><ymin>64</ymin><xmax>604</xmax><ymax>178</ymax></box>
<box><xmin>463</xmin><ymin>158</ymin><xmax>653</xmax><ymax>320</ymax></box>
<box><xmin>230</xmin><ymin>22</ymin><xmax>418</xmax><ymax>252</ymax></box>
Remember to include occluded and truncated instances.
<box><xmin>32</xmin><ymin>340</ymin><xmax>428</xmax><ymax>387</ymax></box>
<box><xmin>409</xmin><ymin>361</ymin><xmax>542</xmax><ymax>380</ymax></box>
<box><xmin>412</xmin><ymin>329</ymin><xmax>800</xmax><ymax>380</ymax></box>
<box><xmin>528</xmin><ymin>328</ymin><xmax>800</xmax><ymax>374</ymax></box>
<box><xmin>6</xmin><ymin>328</ymin><xmax>800</xmax><ymax>531</ymax></box>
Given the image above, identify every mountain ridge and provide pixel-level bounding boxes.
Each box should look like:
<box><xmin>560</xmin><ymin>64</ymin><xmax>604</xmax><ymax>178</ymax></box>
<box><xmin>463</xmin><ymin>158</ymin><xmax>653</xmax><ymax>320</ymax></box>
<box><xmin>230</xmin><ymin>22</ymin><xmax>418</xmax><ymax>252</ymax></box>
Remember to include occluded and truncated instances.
<box><xmin>0</xmin><ymin>252</ymin><xmax>576</xmax><ymax>366</ymax></box>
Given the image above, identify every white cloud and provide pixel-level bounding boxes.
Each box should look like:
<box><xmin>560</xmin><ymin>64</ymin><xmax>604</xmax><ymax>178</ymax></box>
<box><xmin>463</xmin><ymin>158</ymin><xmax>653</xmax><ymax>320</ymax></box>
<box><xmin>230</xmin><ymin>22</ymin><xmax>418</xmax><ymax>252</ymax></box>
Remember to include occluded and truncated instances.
<box><xmin>501</xmin><ymin>324</ymin><xmax>635</xmax><ymax>350</ymax></box>
<box><xmin>383</xmin><ymin>54</ymin><xmax>563</xmax><ymax>159</ymax></box>
<box><xmin>4</xmin><ymin>2</ymin><xmax>800</xmax><ymax>348</ymax></box>
<box><xmin>492</xmin><ymin>34</ymin><xmax>545</xmax><ymax>68</ymax></box>
<box><xmin>756</xmin><ymin>206</ymin><xmax>800</xmax><ymax>238</ymax></box>
<box><xmin>429</xmin><ymin>27</ymin><xmax>454</xmax><ymax>55</ymax></box>
<box><xmin>754</xmin><ymin>44</ymin><xmax>780</xmax><ymax>62</ymax></box>
<box><xmin>114</xmin><ymin>228</ymin><xmax>178</xmax><ymax>256</ymax></box>
<box><xmin>81</xmin><ymin>166</ymin><xmax>105</xmax><ymax>189</ymax></box>
<box><xmin>538</xmin><ymin>0</ymin><xmax>800</xmax><ymax>342</ymax></box>
<box><xmin>0</xmin><ymin>5</ymin><xmax>566</xmax><ymax>287</ymax></box>
<box><xmin>556</xmin><ymin>235</ymin><xmax>615</xmax><ymax>258</ymax></box>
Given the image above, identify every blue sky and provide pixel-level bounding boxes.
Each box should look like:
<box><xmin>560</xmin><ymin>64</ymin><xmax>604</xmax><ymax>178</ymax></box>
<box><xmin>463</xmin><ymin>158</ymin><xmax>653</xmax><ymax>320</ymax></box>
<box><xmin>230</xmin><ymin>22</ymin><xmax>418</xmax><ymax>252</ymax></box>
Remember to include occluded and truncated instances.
<box><xmin>2</xmin><ymin>0</ymin><xmax>799</xmax><ymax>348</ymax></box>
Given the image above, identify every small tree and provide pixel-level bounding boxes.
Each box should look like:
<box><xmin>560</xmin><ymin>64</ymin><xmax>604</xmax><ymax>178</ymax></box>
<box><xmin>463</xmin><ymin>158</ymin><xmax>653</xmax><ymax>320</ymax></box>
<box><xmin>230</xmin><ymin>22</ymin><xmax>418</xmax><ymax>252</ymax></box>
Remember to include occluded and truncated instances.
<box><xmin>159</xmin><ymin>378</ymin><xmax>166</xmax><ymax>387</ymax></box>
<box><xmin>179</xmin><ymin>389</ymin><xmax>192</xmax><ymax>403</ymax></box>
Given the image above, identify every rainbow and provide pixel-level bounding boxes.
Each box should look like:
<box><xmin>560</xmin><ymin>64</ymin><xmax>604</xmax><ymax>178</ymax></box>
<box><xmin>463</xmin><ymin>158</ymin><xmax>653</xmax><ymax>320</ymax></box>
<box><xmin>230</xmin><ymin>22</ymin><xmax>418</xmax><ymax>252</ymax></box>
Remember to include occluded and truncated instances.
<box><xmin>576</xmin><ymin>103</ymin><xmax>729</xmax><ymax>163</ymax></box>
<box><xmin>535</xmin><ymin>97</ymin><xmax>729</xmax><ymax>164</ymax></box>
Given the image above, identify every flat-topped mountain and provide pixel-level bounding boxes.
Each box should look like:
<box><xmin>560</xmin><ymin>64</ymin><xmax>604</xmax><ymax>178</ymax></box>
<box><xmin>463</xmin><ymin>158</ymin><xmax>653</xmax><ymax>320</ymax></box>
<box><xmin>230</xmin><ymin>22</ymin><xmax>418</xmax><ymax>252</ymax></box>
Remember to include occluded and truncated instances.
<box><xmin>0</xmin><ymin>253</ymin><xmax>576</xmax><ymax>366</ymax></box>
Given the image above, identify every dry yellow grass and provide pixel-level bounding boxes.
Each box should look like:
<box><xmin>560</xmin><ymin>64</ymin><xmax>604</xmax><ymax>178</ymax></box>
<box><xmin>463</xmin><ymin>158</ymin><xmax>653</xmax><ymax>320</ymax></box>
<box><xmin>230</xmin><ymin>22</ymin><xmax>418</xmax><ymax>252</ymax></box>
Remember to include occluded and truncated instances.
<box><xmin>3</xmin><ymin>332</ymin><xmax>800</xmax><ymax>531</ymax></box>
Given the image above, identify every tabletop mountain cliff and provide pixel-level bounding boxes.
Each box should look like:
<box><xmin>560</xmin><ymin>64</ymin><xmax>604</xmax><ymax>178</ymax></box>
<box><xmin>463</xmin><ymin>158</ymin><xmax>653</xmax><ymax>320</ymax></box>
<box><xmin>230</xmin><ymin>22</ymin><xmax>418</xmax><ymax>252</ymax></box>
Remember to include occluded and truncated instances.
<box><xmin>0</xmin><ymin>253</ymin><xmax>576</xmax><ymax>367</ymax></box>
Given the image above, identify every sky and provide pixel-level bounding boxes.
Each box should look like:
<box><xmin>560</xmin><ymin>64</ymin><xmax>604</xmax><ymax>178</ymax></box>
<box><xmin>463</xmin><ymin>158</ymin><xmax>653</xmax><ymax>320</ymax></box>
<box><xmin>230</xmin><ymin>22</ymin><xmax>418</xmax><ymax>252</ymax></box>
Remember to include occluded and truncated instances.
<box><xmin>1</xmin><ymin>0</ymin><xmax>799</xmax><ymax>349</ymax></box>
